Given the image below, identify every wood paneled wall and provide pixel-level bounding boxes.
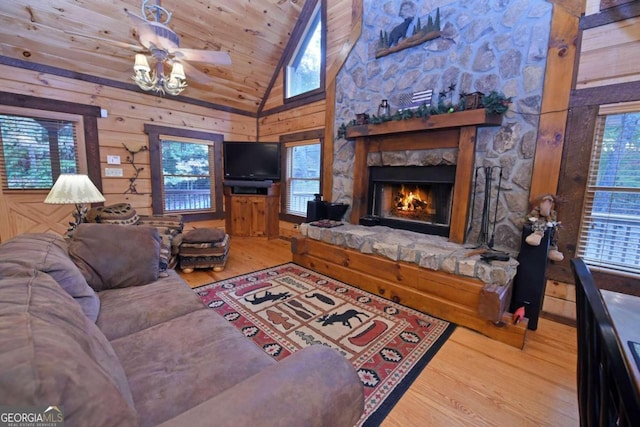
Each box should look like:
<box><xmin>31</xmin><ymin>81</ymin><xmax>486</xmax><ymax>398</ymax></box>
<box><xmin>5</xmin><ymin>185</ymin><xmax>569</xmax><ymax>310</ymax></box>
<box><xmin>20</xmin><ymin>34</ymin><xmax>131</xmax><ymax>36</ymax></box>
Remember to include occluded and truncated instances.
<box><xmin>576</xmin><ymin>15</ymin><xmax>640</xmax><ymax>89</ymax></box>
<box><xmin>258</xmin><ymin>0</ymin><xmax>359</xmax><ymax>236</ymax></box>
<box><xmin>259</xmin><ymin>100</ymin><xmax>325</xmax><ymax>141</ymax></box>
<box><xmin>0</xmin><ymin>63</ymin><xmax>255</xmax><ymax>239</ymax></box>
<box><xmin>0</xmin><ymin>0</ymin><xmax>358</xmax><ymax>240</ymax></box>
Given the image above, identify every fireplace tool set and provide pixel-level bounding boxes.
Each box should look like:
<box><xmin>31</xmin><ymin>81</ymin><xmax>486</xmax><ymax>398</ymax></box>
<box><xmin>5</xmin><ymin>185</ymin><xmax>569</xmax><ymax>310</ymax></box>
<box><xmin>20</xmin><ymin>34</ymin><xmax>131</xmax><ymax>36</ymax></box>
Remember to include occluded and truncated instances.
<box><xmin>466</xmin><ymin>166</ymin><xmax>510</xmax><ymax>262</ymax></box>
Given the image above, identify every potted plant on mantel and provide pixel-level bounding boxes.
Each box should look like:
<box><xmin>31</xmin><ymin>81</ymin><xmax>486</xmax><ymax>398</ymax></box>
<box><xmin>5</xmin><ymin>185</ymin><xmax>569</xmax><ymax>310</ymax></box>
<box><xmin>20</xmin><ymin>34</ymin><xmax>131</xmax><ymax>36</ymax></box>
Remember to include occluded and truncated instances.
<box><xmin>338</xmin><ymin>90</ymin><xmax>512</xmax><ymax>139</ymax></box>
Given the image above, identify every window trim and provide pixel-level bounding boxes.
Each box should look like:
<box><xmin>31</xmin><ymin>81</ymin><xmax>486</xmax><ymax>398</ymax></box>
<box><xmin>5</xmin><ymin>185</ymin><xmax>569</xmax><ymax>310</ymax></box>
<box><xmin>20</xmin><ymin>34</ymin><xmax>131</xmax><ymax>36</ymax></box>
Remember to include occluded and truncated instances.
<box><xmin>145</xmin><ymin>124</ymin><xmax>224</xmax><ymax>220</ymax></box>
<box><xmin>279</xmin><ymin>129</ymin><xmax>324</xmax><ymax>223</ymax></box>
<box><xmin>554</xmin><ymin>80</ymin><xmax>640</xmax><ymax>293</ymax></box>
<box><xmin>0</xmin><ymin>106</ymin><xmax>88</xmax><ymax>190</ymax></box>
<box><xmin>0</xmin><ymin>91</ymin><xmax>102</xmax><ymax>194</ymax></box>
<box><xmin>575</xmin><ymin>102</ymin><xmax>640</xmax><ymax>278</ymax></box>
<box><xmin>283</xmin><ymin>0</ymin><xmax>326</xmax><ymax>104</ymax></box>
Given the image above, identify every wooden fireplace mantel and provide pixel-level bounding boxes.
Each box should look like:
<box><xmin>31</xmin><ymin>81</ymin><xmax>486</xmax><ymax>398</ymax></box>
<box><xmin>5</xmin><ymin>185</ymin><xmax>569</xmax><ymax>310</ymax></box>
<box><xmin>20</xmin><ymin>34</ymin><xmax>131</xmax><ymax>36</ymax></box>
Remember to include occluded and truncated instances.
<box><xmin>346</xmin><ymin>108</ymin><xmax>503</xmax><ymax>243</ymax></box>
<box><xmin>345</xmin><ymin>108</ymin><xmax>503</xmax><ymax>138</ymax></box>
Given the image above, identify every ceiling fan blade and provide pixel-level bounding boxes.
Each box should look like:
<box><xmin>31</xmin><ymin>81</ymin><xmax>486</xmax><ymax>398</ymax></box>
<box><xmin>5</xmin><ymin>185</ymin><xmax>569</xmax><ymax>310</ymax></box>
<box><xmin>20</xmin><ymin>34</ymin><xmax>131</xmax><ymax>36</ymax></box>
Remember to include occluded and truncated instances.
<box><xmin>178</xmin><ymin>61</ymin><xmax>214</xmax><ymax>85</ymax></box>
<box><xmin>126</xmin><ymin>11</ymin><xmax>161</xmax><ymax>49</ymax></box>
<box><xmin>65</xmin><ymin>30</ymin><xmax>146</xmax><ymax>53</ymax></box>
<box><xmin>172</xmin><ymin>48</ymin><xmax>231</xmax><ymax>66</ymax></box>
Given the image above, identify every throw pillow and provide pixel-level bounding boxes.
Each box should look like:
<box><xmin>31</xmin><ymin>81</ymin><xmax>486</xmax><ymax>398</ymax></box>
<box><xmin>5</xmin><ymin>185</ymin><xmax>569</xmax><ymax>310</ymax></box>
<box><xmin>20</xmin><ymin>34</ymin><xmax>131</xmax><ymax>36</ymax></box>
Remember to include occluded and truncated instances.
<box><xmin>137</xmin><ymin>214</ymin><xmax>184</xmax><ymax>273</ymax></box>
<box><xmin>68</xmin><ymin>223</ymin><xmax>161</xmax><ymax>291</ymax></box>
<box><xmin>86</xmin><ymin>203</ymin><xmax>140</xmax><ymax>225</ymax></box>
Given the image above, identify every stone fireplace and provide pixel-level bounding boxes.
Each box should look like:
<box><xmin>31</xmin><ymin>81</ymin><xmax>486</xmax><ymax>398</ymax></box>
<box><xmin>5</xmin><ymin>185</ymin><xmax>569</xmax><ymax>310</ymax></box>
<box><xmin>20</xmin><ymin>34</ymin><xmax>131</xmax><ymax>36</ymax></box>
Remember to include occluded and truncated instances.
<box><xmin>367</xmin><ymin>165</ymin><xmax>455</xmax><ymax>236</ymax></box>
<box><xmin>297</xmin><ymin>110</ymin><xmax>529</xmax><ymax>347</ymax></box>
<box><xmin>346</xmin><ymin>109</ymin><xmax>503</xmax><ymax>244</ymax></box>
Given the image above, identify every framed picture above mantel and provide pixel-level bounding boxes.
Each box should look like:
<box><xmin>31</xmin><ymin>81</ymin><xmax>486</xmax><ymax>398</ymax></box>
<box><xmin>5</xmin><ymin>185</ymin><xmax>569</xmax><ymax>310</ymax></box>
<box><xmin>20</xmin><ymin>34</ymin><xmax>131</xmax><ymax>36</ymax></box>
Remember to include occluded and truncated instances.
<box><xmin>376</xmin><ymin>4</ymin><xmax>441</xmax><ymax>59</ymax></box>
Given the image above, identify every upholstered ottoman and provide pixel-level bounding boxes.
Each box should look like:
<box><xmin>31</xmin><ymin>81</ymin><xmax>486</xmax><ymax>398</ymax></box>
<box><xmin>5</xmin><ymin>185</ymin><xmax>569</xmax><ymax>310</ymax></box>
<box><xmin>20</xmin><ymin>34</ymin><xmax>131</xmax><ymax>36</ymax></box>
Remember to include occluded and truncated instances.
<box><xmin>179</xmin><ymin>228</ymin><xmax>230</xmax><ymax>273</ymax></box>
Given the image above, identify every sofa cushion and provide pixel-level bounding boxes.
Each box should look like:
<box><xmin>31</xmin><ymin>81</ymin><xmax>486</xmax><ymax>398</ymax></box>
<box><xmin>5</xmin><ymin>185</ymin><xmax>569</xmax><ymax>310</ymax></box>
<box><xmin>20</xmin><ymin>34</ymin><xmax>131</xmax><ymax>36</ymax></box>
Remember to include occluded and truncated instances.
<box><xmin>0</xmin><ymin>271</ymin><xmax>137</xmax><ymax>426</ymax></box>
<box><xmin>97</xmin><ymin>270</ymin><xmax>205</xmax><ymax>340</ymax></box>
<box><xmin>111</xmin><ymin>309</ymin><xmax>275</xmax><ymax>427</ymax></box>
<box><xmin>68</xmin><ymin>223</ymin><xmax>160</xmax><ymax>291</ymax></box>
<box><xmin>182</xmin><ymin>227</ymin><xmax>226</xmax><ymax>243</ymax></box>
<box><xmin>0</xmin><ymin>233</ymin><xmax>100</xmax><ymax>322</ymax></box>
<box><xmin>86</xmin><ymin>202</ymin><xmax>140</xmax><ymax>225</ymax></box>
<box><xmin>179</xmin><ymin>234</ymin><xmax>230</xmax><ymax>256</ymax></box>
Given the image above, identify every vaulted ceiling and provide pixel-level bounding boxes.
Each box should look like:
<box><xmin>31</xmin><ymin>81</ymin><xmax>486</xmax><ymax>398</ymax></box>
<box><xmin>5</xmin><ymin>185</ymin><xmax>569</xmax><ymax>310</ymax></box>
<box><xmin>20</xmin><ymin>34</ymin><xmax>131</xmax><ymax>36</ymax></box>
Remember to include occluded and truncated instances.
<box><xmin>0</xmin><ymin>0</ymin><xmax>306</xmax><ymax>114</ymax></box>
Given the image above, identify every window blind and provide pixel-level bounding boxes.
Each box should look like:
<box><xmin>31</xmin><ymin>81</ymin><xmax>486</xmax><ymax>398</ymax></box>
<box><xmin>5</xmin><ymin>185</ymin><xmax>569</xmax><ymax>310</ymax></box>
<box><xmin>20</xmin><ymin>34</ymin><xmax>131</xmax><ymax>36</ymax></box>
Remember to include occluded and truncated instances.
<box><xmin>0</xmin><ymin>113</ymin><xmax>79</xmax><ymax>190</ymax></box>
<box><xmin>577</xmin><ymin>111</ymin><xmax>640</xmax><ymax>277</ymax></box>
<box><xmin>160</xmin><ymin>139</ymin><xmax>215</xmax><ymax>213</ymax></box>
<box><xmin>285</xmin><ymin>140</ymin><xmax>321</xmax><ymax>217</ymax></box>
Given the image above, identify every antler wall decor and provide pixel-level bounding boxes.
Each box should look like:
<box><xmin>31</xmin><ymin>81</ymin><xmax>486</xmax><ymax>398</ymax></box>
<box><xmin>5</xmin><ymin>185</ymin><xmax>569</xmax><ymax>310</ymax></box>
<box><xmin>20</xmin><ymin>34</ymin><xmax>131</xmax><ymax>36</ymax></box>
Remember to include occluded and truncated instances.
<box><xmin>122</xmin><ymin>143</ymin><xmax>148</xmax><ymax>194</ymax></box>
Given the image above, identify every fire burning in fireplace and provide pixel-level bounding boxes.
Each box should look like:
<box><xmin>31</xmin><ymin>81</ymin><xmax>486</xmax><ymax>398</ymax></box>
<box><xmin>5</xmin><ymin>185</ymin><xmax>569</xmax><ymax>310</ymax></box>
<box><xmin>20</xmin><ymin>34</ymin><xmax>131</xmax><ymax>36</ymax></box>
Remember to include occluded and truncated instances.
<box><xmin>367</xmin><ymin>165</ymin><xmax>455</xmax><ymax>236</ymax></box>
<box><xmin>390</xmin><ymin>184</ymin><xmax>435</xmax><ymax>222</ymax></box>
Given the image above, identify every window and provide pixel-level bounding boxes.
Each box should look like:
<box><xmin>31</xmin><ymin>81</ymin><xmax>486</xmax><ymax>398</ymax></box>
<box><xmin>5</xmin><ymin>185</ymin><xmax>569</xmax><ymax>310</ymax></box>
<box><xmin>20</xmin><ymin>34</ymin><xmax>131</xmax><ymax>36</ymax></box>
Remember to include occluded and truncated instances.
<box><xmin>283</xmin><ymin>138</ymin><xmax>322</xmax><ymax>218</ymax></box>
<box><xmin>0</xmin><ymin>109</ymin><xmax>84</xmax><ymax>190</ymax></box>
<box><xmin>161</xmin><ymin>139</ymin><xmax>215</xmax><ymax>212</ymax></box>
<box><xmin>145</xmin><ymin>124</ymin><xmax>223</xmax><ymax>218</ymax></box>
<box><xmin>577</xmin><ymin>104</ymin><xmax>640</xmax><ymax>277</ymax></box>
<box><xmin>285</xmin><ymin>1</ymin><xmax>325</xmax><ymax>100</ymax></box>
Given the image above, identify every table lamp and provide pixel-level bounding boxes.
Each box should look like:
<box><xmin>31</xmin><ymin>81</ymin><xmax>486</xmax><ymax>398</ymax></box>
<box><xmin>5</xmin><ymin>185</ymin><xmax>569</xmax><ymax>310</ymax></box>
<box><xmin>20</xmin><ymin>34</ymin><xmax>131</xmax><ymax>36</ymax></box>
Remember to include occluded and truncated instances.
<box><xmin>44</xmin><ymin>174</ymin><xmax>106</xmax><ymax>229</ymax></box>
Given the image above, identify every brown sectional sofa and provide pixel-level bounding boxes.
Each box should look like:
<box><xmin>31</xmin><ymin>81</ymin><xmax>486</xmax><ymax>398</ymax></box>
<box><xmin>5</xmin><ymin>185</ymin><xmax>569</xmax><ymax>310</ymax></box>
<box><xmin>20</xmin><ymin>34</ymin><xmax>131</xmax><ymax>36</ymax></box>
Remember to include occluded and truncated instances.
<box><xmin>0</xmin><ymin>223</ymin><xmax>364</xmax><ymax>426</ymax></box>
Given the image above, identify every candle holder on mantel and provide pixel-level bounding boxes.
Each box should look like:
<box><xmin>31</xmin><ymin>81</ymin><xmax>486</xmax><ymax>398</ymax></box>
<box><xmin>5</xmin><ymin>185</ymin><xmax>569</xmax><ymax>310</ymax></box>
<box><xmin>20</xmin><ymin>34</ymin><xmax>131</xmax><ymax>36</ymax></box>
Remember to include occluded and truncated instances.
<box><xmin>377</xmin><ymin>99</ymin><xmax>391</xmax><ymax>118</ymax></box>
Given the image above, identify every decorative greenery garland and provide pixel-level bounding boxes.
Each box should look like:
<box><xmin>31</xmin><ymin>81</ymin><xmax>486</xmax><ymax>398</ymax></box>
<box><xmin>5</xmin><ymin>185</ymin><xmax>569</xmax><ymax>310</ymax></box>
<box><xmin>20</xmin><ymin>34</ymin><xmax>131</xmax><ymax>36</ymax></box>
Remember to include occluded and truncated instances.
<box><xmin>337</xmin><ymin>90</ymin><xmax>512</xmax><ymax>139</ymax></box>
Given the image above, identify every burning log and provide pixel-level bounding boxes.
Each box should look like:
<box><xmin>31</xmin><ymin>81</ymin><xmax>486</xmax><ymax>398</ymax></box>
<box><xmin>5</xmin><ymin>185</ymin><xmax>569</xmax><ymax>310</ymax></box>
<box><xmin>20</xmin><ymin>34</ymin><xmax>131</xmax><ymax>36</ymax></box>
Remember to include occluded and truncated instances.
<box><xmin>411</xmin><ymin>199</ymin><xmax>428</xmax><ymax>210</ymax></box>
<box><xmin>394</xmin><ymin>186</ymin><xmax>428</xmax><ymax>211</ymax></box>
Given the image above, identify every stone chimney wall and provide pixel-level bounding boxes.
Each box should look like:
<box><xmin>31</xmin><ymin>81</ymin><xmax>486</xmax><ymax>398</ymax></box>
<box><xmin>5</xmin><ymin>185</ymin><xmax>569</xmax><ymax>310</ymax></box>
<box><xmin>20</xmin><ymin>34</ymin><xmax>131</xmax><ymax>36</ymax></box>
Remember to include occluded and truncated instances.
<box><xmin>333</xmin><ymin>0</ymin><xmax>553</xmax><ymax>253</ymax></box>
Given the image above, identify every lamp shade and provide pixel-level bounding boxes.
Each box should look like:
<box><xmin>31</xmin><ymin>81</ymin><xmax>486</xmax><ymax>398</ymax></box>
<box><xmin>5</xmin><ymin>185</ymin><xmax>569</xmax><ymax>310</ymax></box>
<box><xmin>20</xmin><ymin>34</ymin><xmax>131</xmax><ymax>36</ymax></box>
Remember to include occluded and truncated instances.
<box><xmin>134</xmin><ymin>54</ymin><xmax>151</xmax><ymax>72</ymax></box>
<box><xmin>170</xmin><ymin>62</ymin><xmax>186</xmax><ymax>80</ymax></box>
<box><xmin>44</xmin><ymin>174</ymin><xmax>106</xmax><ymax>205</ymax></box>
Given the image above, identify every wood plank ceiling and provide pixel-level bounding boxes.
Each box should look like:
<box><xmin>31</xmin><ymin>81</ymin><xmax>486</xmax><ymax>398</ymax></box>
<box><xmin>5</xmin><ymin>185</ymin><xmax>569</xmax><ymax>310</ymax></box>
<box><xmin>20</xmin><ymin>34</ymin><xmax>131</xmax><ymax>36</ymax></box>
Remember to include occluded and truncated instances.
<box><xmin>0</xmin><ymin>0</ymin><xmax>305</xmax><ymax>114</ymax></box>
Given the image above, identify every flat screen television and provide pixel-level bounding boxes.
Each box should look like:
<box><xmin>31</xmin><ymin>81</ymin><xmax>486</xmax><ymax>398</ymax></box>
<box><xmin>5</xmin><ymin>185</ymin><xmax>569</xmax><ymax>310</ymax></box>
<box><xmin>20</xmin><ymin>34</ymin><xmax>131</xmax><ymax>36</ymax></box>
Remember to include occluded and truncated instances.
<box><xmin>223</xmin><ymin>141</ymin><xmax>281</xmax><ymax>181</ymax></box>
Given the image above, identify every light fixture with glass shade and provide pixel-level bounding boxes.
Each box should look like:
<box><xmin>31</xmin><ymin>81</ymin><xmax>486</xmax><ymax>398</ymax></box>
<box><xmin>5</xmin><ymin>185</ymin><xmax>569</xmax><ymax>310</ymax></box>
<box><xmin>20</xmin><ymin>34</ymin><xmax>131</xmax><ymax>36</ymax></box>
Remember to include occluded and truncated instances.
<box><xmin>133</xmin><ymin>52</ymin><xmax>187</xmax><ymax>96</ymax></box>
<box><xmin>66</xmin><ymin>0</ymin><xmax>231</xmax><ymax>98</ymax></box>
<box><xmin>125</xmin><ymin>0</ymin><xmax>230</xmax><ymax>96</ymax></box>
<box><xmin>44</xmin><ymin>174</ymin><xmax>106</xmax><ymax>230</ymax></box>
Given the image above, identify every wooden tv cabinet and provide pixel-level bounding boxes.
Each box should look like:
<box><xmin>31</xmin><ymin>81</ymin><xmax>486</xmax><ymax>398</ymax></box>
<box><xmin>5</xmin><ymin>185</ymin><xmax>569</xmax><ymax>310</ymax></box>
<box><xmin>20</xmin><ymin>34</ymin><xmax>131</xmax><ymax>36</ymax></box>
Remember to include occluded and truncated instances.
<box><xmin>224</xmin><ymin>182</ymin><xmax>280</xmax><ymax>238</ymax></box>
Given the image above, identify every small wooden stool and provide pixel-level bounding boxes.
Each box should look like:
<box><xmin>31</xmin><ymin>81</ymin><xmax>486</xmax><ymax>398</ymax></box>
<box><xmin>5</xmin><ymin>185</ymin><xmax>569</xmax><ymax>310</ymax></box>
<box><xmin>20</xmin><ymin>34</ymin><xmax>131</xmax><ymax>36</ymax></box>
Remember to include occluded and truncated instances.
<box><xmin>179</xmin><ymin>228</ymin><xmax>229</xmax><ymax>273</ymax></box>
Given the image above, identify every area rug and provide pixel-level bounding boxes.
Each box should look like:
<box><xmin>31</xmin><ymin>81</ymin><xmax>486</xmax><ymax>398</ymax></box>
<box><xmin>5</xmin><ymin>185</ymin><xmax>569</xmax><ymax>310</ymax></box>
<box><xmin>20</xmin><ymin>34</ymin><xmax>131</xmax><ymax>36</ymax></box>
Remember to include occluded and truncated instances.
<box><xmin>194</xmin><ymin>263</ymin><xmax>456</xmax><ymax>426</ymax></box>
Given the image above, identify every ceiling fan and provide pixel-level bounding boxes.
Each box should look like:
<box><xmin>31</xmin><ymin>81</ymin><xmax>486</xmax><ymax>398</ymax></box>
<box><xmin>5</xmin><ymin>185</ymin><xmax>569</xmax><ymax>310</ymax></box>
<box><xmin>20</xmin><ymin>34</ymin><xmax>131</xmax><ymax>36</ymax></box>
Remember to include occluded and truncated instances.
<box><xmin>69</xmin><ymin>0</ymin><xmax>231</xmax><ymax>95</ymax></box>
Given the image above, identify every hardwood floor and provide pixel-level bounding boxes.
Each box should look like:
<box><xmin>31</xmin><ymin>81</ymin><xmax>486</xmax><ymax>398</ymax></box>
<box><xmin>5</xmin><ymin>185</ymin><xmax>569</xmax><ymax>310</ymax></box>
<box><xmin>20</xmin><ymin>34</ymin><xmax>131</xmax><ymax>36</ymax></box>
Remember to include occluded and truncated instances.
<box><xmin>179</xmin><ymin>235</ymin><xmax>579</xmax><ymax>426</ymax></box>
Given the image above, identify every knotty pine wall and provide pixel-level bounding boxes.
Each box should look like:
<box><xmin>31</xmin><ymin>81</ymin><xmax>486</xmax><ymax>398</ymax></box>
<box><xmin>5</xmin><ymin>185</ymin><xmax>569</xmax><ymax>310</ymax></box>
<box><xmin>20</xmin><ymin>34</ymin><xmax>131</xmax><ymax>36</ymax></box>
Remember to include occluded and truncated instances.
<box><xmin>0</xmin><ymin>0</ymin><xmax>358</xmax><ymax>240</ymax></box>
<box><xmin>260</xmin><ymin>0</ymin><xmax>358</xmax><ymax>238</ymax></box>
<box><xmin>577</xmin><ymin>0</ymin><xmax>640</xmax><ymax>89</ymax></box>
<box><xmin>1</xmin><ymin>63</ymin><xmax>256</xmax><ymax>217</ymax></box>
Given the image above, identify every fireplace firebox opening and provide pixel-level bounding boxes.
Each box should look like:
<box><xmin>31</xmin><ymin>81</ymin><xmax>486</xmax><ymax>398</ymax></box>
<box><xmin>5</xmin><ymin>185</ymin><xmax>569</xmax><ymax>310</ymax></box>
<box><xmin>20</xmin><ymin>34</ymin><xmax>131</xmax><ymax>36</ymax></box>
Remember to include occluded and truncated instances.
<box><xmin>366</xmin><ymin>166</ymin><xmax>456</xmax><ymax>236</ymax></box>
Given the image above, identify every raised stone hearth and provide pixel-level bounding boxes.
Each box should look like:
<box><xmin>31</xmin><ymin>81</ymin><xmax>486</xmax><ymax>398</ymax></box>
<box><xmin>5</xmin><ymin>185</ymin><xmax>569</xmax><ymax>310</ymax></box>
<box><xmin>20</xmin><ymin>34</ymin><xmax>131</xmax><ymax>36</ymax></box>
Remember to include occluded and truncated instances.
<box><xmin>299</xmin><ymin>223</ymin><xmax>518</xmax><ymax>287</ymax></box>
<box><xmin>293</xmin><ymin>223</ymin><xmax>528</xmax><ymax>348</ymax></box>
